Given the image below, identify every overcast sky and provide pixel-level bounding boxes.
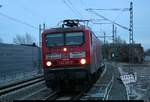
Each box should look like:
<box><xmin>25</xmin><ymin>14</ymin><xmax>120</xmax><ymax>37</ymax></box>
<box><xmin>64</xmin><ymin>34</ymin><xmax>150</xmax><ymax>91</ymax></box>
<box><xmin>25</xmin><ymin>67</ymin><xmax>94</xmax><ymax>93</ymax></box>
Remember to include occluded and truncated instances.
<box><xmin>0</xmin><ymin>0</ymin><xmax>149</xmax><ymax>50</ymax></box>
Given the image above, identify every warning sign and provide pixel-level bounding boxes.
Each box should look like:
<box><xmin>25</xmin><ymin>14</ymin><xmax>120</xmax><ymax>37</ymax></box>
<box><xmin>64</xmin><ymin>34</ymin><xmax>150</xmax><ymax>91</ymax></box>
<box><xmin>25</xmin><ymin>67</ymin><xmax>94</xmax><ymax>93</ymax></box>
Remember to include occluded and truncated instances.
<box><xmin>120</xmin><ymin>74</ymin><xmax>137</xmax><ymax>84</ymax></box>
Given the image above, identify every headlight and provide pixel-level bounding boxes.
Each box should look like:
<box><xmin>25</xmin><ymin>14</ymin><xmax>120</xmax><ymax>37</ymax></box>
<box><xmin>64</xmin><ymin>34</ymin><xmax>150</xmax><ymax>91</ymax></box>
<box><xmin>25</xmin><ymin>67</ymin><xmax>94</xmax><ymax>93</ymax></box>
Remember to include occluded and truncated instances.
<box><xmin>63</xmin><ymin>47</ymin><xmax>67</xmax><ymax>52</ymax></box>
<box><xmin>70</xmin><ymin>51</ymin><xmax>86</xmax><ymax>58</ymax></box>
<box><xmin>46</xmin><ymin>53</ymin><xmax>61</xmax><ymax>59</ymax></box>
<box><xmin>46</xmin><ymin>61</ymin><xmax>52</xmax><ymax>66</ymax></box>
<box><xmin>80</xmin><ymin>58</ymin><xmax>86</xmax><ymax>64</ymax></box>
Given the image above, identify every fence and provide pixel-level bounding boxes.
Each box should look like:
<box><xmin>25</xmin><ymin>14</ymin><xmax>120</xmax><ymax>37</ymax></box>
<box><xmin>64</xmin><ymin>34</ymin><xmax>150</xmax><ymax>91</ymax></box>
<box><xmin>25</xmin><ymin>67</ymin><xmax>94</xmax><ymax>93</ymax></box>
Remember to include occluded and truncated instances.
<box><xmin>0</xmin><ymin>43</ymin><xmax>42</xmax><ymax>86</ymax></box>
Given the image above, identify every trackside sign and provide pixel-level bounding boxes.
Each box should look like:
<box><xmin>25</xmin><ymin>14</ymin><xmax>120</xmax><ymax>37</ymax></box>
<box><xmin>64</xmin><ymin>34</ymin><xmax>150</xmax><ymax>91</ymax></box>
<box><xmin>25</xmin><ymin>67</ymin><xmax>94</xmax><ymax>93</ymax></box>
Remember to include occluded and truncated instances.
<box><xmin>120</xmin><ymin>73</ymin><xmax>137</xmax><ymax>84</ymax></box>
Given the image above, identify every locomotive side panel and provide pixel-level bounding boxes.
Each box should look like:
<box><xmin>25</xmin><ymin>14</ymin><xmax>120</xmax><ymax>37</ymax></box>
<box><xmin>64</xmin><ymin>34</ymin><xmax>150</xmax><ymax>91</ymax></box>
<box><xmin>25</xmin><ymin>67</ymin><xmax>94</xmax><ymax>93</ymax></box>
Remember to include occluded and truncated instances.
<box><xmin>89</xmin><ymin>32</ymin><xmax>103</xmax><ymax>74</ymax></box>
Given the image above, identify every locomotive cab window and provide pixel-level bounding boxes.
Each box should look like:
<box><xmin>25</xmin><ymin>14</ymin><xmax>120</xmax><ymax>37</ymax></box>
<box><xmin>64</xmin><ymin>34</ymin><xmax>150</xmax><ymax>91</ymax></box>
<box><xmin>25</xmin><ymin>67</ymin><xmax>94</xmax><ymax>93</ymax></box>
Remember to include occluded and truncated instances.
<box><xmin>46</xmin><ymin>32</ymin><xmax>84</xmax><ymax>47</ymax></box>
<box><xmin>66</xmin><ymin>32</ymin><xmax>84</xmax><ymax>46</ymax></box>
<box><xmin>46</xmin><ymin>34</ymin><xmax>64</xmax><ymax>47</ymax></box>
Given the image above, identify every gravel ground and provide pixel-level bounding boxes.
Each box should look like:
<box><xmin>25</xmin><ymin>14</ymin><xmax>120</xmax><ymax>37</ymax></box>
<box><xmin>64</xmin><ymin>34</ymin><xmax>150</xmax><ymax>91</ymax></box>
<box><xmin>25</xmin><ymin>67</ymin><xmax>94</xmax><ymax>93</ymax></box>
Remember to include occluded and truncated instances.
<box><xmin>118</xmin><ymin>62</ymin><xmax>150</xmax><ymax>100</ymax></box>
<box><xmin>107</xmin><ymin>62</ymin><xmax>127</xmax><ymax>100</ymax></box>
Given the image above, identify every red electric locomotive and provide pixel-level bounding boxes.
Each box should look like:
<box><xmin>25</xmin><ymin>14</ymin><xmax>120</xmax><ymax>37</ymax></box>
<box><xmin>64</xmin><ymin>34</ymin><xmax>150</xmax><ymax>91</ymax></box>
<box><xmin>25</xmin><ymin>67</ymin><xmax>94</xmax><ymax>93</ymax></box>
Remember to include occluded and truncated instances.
<box><xmin>42</xmin><ymin>19</ymin><xmax>104</xmax><ymax>90</ymax></box>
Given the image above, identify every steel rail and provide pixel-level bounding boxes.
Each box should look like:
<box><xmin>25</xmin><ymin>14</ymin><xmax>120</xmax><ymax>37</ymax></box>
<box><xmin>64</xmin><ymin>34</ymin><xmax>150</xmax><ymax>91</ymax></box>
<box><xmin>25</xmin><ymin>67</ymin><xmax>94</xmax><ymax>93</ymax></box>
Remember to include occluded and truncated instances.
<box><xmin>43</xmin><ymin>91</ymin><xmax>60</xmax><ymax>100</ymax></box>
<box><xmin>103</xmin><ymin>75</ymin><xmax>114</xmax><ymax>100</ymax></box>
<box><xmin>49</xmin><ymin>92</ymin><xmax>83</xmax><ymax>101</ymax></box>
<box><xmin>0</xmin><ymin>75</ymin><xmax>43</xmax><ymax>90</ymax></box>
<box><xmin>19</xmin><ymin>82</ymin><xmax>46</xmax><ymax>100</ymax></box>
<box><xmin>72</xmin><ymin>66</ymin><xmax>107</xmax><ymax>100</ymax></box>
<box><xmin>71</xmin><ymin>88</ymin><xmax>91</xmax><ymax>101</ymax></box>
<box><xmin>48</xmin><ymin>77</ymin><xmax>98</xmax><ymax>100</ymax></box>
<box><xmin>0</xmin><ymin>75</ymin><xmax>44</xmax><ymax>96</ymax></box>
<box><xmin>44</xmin><ymin>82</ymin><xmax>95</xmax><ymax>101</ymax></box>
<box><xmin>44</xmin><ymin>65</ymin><xmax>107</xmax><ymax>101</ymax></box>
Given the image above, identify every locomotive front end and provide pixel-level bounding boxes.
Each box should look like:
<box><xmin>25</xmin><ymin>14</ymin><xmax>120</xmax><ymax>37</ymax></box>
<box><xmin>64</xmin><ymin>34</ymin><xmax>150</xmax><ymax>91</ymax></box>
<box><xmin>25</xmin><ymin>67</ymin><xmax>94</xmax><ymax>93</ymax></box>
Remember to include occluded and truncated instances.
<box><xmin>42</xmin><ymin>27</ymin><xmax>91</xmax><ymax>90</ymax></box>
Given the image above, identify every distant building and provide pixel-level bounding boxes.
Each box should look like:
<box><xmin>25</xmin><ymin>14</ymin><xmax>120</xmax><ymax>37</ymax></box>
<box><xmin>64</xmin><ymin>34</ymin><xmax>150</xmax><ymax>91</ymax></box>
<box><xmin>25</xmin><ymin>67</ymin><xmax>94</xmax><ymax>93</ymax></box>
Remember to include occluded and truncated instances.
<box><xmin>144</xmin><ymin>56</ymin><xmax>150</xmax><ymax>62</ymax></box>
<box><xmin>102</xmin><ymin>43</ymin><xmax>144</xmax><ymax>63</ymax></box>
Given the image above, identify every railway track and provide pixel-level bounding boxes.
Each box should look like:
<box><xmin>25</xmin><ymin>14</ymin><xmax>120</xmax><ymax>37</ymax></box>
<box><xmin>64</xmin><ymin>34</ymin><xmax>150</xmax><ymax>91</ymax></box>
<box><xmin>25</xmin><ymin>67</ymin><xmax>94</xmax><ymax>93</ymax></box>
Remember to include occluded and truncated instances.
<box><xmin>44</xmin><ymin>65</ymin><xmax>109</xmax><ymax>101</ymax></box>
<box><xmin>44</xmin><ymin>87</ymin><xmax>92</xmax><ymax>101</ymax></box>
<box><xmin>0</xmin><ymin>75</ymin><xmax>44</xmax><ymax>100</ymax></box>
<box><xmin>42</xmin><ymin>78</ymin><xmax>95</xmax><ymax>100</ymax></box>
<box><xmin>43</xmin><ymin>70</ymin><xmax>102</xmax><ymax>101</ymax></box>
<box><xmin>0</xmin><ymin>72</ymin><xmax>102</xmax><ymax>101</ymax></box>
<box><xmin>80</xmin><ymin>64</ymin><xmax>114</xmax><ymax>100</ymax></box>
<box><xmin>0</xmin><ymin>64</ymin><xmax>113</xmax><ymax>101</ymax></box>
<box><xmin>80</xmin><ymin>76</ymin><xmax>114</xmax><ymax>100</ymax></box>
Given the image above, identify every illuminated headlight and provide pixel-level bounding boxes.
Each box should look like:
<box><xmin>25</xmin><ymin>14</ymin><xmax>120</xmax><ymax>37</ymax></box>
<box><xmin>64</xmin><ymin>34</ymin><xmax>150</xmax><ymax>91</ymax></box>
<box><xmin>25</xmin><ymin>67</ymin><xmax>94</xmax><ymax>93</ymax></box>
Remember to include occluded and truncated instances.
<box><xmin>70</xmin><ymin>51</ymin><xmax>86</xmax><ymax>58</ymax></box>
<box><xmin>46</xmin><ymin>53</ymin><xmax>61</xmax><ymax>59</ymax></box>
<box><xmin>63</xmin><ymin>48</ymin><xmax>67</xmax><ymax>52</ymax></box>
<box><xmin>46</xmin><ymin>61</ymin><xmax>52</xmax><ymax>67</ymax></box>
<box><xmin>80</xmin><ymin>58</ymin><xmax>86</xmax><ymax>64</ymax></box>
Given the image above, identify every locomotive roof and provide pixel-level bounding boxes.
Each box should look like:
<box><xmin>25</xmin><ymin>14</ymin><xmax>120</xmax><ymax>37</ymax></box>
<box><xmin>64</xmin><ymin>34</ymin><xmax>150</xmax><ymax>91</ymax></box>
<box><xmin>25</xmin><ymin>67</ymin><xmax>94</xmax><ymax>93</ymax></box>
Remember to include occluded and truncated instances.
<box><xmin>43</xmin><ymin>26</ymin><xmax>91</xmax><ymax>34</ymax></box>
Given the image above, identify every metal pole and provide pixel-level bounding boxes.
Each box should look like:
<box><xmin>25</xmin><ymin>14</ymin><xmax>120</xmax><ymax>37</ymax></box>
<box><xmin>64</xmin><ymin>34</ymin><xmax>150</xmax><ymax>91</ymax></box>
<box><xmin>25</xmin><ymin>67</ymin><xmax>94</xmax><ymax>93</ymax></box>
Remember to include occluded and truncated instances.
<box><xmin>114</xmin><ymin>26</ymin><xmax>118</xmax><ymax>62</ymax></box>
<box><xmin>112</xmin><ymin>24</ymin><xmax>115</xmax><ymax>43</ymax></box>
<box><xmin>38</xmin><ymin>24</ymin><xmax>42</xmax><ymax>74</ymax></box>
<box><xmin>129</xmin><ymin>1</ymin><xmax>134</xmax><ymax>74</ymax></box>
<box><xmin>43</xmin><ymin>23</ymin><xmax>46</xmax><ymax>31</ymax></box>
<box><xmin>129</xmin><ymin>2</ymin><xmax>134</xmax><ymax>98</ymax></box>
<box><xmin>104</xmin><ymin>32</ymin><xmax>106</xmax><ymax>44</ymax></box>
<box><xmin>104</xmin><ymin>32</ymin><xmax>106</xmax><ymax>58</ymax></box>
<box><xmin>129</xmin><ymin>2</ymin><xmax>133</xmax><ymax>44</ymax></box>
<box><xmin>114</xmin><ymin>27</ymin><xmax>117</xmax><ymax>43</ymax></box>
<box><xmin>39</xmin><ymin>24</ymin><xmax>42</xmax><ymax>47</ymax></box>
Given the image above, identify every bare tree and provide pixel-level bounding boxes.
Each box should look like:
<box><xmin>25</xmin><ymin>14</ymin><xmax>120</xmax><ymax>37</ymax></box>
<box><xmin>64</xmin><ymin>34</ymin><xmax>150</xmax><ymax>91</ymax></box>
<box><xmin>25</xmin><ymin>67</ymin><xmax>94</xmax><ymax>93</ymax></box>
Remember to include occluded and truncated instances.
<box><xmin>115</xmin><ymin>35</ymin><xmax>126</xmax><ymax>44</ymax></box>
<box><xmin>13</xmin><ymin>33</ymin><xmax>35</xmax><ymax>44</ymax></box>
